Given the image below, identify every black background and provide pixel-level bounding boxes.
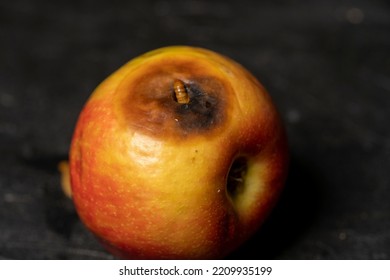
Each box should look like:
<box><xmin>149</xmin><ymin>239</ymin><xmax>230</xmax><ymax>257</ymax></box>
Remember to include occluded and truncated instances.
<box><xmin>1</xmin><ymin>0</ymin><xmax>389</xmax><ymax>259</ymax></box>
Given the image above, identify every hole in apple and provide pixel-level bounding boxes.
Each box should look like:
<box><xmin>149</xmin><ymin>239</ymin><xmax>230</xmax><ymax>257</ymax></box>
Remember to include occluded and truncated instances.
<box><xmin>227</xmin><ymin>156</ymin><xmax>248</xmax><ymax>200</ymax></box>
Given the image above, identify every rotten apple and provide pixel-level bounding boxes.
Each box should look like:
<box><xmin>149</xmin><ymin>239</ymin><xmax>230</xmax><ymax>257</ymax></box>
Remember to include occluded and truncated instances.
<box><xmin>69</xmin><ymin>46</ymin><xmax>289</xmax><ymax>259</ymax></box>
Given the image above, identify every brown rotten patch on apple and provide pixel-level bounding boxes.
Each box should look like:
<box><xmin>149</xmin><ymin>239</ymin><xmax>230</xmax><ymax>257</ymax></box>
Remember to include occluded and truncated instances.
<box><xmin>118</xmin><ymin>58</ymin><xmax>233</xmax><ymax>139</ymax></box>
<box><xmin>171</xmin><ymin>79</ymin><xmax>221</xmax><ymax>128</ymax></box>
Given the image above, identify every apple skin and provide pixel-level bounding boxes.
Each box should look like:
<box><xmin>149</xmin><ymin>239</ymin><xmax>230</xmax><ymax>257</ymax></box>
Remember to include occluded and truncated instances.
<box><xmin>69</xmin><ymin>46</ymin><xmax>289</xmax><ymax>259</ymax></box>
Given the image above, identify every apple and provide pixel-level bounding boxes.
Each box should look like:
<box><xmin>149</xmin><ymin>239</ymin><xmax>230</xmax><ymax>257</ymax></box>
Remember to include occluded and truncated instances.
<box><xmin>69</xmin><ymin>46</ymin><xmax>289</xmax><ymax>259</ymax></box>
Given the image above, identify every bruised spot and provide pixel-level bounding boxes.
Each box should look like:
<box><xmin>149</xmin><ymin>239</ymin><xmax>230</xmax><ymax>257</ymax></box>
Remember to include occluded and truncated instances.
<box><xmin>173</xmin><ymin>81</ymin><xmax>221</xmax><ymax>133</ymax></box>
<box><xmin>118</xmin><ymin>58</ymin><xmax>232</xmax><ymax>139</ymax></box>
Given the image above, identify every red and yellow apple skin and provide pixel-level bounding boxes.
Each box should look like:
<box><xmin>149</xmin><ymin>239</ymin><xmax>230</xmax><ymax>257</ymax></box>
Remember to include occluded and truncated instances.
<box><xmin>69</xmin><ymin>46</ymin><xmax>289</xmax><ymax>259</ymax></box>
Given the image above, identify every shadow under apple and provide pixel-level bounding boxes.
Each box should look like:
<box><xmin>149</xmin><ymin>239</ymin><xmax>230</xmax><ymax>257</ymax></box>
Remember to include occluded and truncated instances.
<box><xmin>18</xmin><ymin>151</ymin><xmax>77</xmax><ymax>239</ymax></box>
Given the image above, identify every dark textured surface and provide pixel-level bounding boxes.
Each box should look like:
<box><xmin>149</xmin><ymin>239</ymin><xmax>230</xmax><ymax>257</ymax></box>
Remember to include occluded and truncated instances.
<box><xmin>1</xmin><ymin>0</ymin><xmax>389</xmax><ymax>259</ymax></box>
